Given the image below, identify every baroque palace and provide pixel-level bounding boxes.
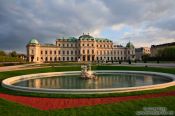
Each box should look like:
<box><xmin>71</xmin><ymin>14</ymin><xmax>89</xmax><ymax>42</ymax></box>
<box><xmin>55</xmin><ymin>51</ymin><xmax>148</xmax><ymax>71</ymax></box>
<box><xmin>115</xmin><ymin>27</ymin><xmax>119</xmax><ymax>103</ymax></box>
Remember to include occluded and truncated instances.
<box><xmin>26</xmin><ymin>34</ymin><xmax>135</xmax><ymax>63</ymax></box>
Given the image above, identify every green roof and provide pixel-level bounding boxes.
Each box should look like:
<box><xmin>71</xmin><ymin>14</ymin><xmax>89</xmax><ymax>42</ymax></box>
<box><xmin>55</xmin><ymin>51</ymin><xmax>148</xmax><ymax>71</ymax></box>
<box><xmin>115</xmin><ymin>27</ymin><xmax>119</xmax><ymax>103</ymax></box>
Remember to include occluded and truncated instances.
<box><xmin>44</xmin><ymin>44</ymin><xmax>56</xmax><ymax>46</ymax></box>
<box><xmin>28</xmin><ymin>38</ymin><xmax>39</xmax><ymax>44</ymax></box>
<box><xmin>126</xmin><ymin>42</ymin><xmax>134</xmax><ymax>48</ymax></box>
<box><xmin>79</xmin><ymin>34</ymin><xmax>94</xmax><ymax>40</ymax></box>
<box><xmin>57</xmin><ymin>35</ymin><xmax>112</xmax><ymax>42</ymax></box>
<box><xmin>95</xmin><ymin>38</ymin><xmax>112</xmax><ymax>42</ymax></box>
<box><xmin>57</xmin><ymin>37</ymin><xmax>77</xmax><ymax>42</ymax></box>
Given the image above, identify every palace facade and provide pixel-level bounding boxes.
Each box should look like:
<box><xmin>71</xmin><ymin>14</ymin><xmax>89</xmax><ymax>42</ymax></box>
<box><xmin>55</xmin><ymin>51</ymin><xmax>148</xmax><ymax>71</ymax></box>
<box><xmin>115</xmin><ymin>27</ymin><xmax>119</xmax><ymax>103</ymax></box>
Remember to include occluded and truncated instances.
<box><xmin>26</xmin><ymin>34</ymin><xmax>135</xmax><ymax>63</ymax></box>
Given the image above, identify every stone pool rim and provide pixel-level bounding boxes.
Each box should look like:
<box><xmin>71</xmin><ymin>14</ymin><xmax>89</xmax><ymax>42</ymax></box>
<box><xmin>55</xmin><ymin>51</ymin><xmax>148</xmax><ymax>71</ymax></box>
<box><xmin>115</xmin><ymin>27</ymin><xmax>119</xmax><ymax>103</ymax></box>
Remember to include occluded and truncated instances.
<box><xmin>2</xmin><ymin>70</ymin><xmax>175</xmax><ymax>94</ymax></box>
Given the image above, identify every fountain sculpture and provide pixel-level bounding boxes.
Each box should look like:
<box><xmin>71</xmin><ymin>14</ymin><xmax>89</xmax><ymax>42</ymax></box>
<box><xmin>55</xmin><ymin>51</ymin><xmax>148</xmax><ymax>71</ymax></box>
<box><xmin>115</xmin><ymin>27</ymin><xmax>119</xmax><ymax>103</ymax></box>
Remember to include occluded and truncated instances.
<box><xmin>81</xmin><ymin>64</ymin><xmax>97</xmax><ymax>80</ymax></box>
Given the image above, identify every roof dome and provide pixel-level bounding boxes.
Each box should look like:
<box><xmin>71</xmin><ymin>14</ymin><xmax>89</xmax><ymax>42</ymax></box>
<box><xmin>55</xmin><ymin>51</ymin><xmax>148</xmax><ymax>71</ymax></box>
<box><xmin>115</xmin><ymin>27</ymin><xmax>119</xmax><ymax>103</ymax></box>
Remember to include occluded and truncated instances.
<box><xmin>28</xmin><ymin>38</ymin><xmax>39</xmax><ymax>44</ymax></box>
<box><xmin>126</xmin><ymin>42</ymin><xmax>134</xmax><ymax>48</ymax></box>
<box><xmin>79</xmin><ymin>34</ymin><xmax>94</xmax><ymax>40</ymax></box>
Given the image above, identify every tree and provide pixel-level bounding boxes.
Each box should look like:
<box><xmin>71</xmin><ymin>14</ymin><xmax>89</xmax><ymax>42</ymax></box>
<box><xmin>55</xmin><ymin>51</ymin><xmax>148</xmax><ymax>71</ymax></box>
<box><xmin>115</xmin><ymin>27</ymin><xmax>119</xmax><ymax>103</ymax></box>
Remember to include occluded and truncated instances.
<box><xmin>142</xmin><ymin>54</ymin><xmax>150</xmax><ymax>63</ymax></box>
<box><xmin>9</xmin><ymin>51</ymin><xmax>17</xmax><ymax>57</ymax></box>
<box><xmin>0</xmin><ymin>50</ymin><xmax>6</xmax><ymax>56</ymax></box>
<box><xmin>157</xmin><ymin>47</ymin><xmax>175</xmax><ymax>61</ymax></box>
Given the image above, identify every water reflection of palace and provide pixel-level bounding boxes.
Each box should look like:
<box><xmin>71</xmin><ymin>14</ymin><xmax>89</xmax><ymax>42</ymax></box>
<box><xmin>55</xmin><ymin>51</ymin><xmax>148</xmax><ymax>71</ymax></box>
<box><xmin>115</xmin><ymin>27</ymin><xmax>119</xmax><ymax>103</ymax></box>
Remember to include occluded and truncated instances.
<box><xmin>25</xmin><ymin>74</ymin><xmax>158</xmax><ymax>89</ymax></box>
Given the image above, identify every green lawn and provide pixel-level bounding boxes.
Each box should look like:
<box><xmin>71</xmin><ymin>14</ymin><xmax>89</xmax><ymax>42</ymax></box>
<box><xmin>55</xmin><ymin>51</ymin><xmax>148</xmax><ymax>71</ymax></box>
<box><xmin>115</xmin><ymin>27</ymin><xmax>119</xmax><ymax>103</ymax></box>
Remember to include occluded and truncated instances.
<box><xmin>0</xmin><ymin>66</ymin><xmax>175</xmax><ymax>98</ymax></box>
<box><xmin>0</xmin><ymin>65</ymin><xmax>175</xmax><ymax>115</ymax></box>
<box><xmin>0</xmin><ymin>96</ymin><xmax>175</xmax><ymax>116</ymax></box>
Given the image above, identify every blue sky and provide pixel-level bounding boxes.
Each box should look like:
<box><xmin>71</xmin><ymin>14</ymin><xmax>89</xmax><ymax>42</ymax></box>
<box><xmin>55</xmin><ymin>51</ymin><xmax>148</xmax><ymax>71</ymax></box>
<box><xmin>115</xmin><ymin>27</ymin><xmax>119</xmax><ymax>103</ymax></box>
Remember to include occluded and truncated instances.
<box><xmin>0</xmin><ymin>0</ymin><xmax>175</xmax><ymax>53</ymax></box>
<box><xmin>101</xmin><ymin>26</ymin><xmax>133</xmax><ymax>45</ymax></box>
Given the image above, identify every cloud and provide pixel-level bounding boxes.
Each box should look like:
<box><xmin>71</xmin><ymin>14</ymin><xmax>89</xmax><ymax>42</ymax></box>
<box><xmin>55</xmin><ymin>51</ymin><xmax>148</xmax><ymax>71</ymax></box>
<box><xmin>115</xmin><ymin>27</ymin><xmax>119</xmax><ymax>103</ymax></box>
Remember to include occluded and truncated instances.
<box><xmin>0</xmin><ymin>0</ymin><xmax>175</xmax><ymax>53</ymax></box>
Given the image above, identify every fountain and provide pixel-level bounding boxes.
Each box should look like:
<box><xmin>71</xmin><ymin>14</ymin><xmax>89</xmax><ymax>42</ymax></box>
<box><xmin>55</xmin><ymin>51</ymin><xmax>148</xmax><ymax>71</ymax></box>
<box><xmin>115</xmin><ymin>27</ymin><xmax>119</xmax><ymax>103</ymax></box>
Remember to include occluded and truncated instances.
<box><xmin>81</xmin><ymin>64</ymin><xmax>97</xmax><ymax>80</ymax></box>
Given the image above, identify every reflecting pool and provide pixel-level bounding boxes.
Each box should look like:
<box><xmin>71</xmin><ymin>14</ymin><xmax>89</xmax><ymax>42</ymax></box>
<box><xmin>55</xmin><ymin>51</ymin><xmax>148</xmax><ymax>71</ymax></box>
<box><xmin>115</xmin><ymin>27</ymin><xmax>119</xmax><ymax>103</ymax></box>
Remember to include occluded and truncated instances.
<box><xmin>13</xmin><ymin>73</ymin><xmax>172</xmax><ymax>89</ymax></box>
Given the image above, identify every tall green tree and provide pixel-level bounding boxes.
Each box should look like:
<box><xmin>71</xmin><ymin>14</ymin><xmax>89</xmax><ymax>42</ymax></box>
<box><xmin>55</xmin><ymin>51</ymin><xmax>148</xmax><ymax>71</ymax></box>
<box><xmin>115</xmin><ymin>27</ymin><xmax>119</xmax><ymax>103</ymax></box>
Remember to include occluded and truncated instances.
<box><xmin>157</xmin><ymin>47</ymin><xmax>175</xmax><ymax>61</ymax></box>
<box><xmin>9</xmin><ymin>51</ymin><xmax>17</xmax><ymax>57</ymax></box>
<box><xmin>0</xmin><ymin>50</ymin><xmax>6</xmax><ymax>56</ymax></box>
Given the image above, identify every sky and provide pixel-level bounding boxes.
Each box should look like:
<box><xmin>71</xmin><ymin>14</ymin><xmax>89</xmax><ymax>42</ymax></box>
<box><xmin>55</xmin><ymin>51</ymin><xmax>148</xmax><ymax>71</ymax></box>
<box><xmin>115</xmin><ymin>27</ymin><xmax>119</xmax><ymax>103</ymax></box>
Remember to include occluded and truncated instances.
<box><xmin>0</xmin><ymin>0</ymin><xmax>175</xmax><ymax>53</ymax></box>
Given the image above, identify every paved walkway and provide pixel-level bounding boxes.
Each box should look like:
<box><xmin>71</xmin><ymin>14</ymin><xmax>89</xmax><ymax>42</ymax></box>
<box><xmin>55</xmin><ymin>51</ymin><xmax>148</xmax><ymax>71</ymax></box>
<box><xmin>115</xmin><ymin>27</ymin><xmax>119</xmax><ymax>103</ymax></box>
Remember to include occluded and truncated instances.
<box><xmin>0</xmin><ymin>91</ymin><xmax>175</xmax><ymax>110</ymax></box>
<box><xmin>0</xmin><ymin>64</ymin><xmax>49</xmax><ymax>72</ymax></box>
<box><xmin>111</xmin><ymin>63</ymin><xmax>175</xmax><ymax>68</ymax></box>
<box><xmin>0</xmin><ymin>63</ymin><xmax>174</xmax><ymax>72</ymax></box>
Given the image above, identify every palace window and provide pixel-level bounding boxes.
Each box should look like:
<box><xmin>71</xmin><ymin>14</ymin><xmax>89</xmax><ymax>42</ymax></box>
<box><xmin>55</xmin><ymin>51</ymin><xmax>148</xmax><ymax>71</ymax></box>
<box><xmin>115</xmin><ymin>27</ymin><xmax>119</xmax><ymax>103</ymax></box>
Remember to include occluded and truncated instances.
<box><xmin>50</xmin><ymin>51</ymin><xmax>52</xmax><ymax>54</ymax></box>
<box><xmin>62</xmin><ymin>51</ymin><xmax>65</xmax><ymax>55</ymax></box>
<box><xmin>58</xmin><ymin>50</ymin><xmax>60</xmax><ymax>55</ymax></box>
<box><xmin>41</xmin><ymin>51</ymin><xmax>43</xmax><ymax>54</ymax></box>
<box><xmin>54</xmin><ymin>51</ymin><xmax>56</xmax><ymax>55</ymax></box>
<box><xmin>67</xmin><ymin>51</ymin><xmax>69</xmax><ymax>55</ymax></box>
<box><xmin>87</xmin><ymin>50</ymin><xmax>89</xmax><ymax>54</ymax></box>
<box><xmin>92</xmin><ymin>50</ymin><xmax>94</xmax><ymax>54</ymax></box>
<box><xmin>83</xmin><ymin>50</ymin><xmax>85</xmax><ymax>54</ymax></box>
<box><xmin>31</xmin><ymin>50</ymin><xmax>34</xmax><ymax>54</ymax></box>
<box><xmin>45</xmin><ymin>51</ymin><xmax>47</xmax><ymax>55</ymax></box>
<box><xmin>71</xmin><ymin>51</ymin><xmax>73</xmax><ymax>55</ymax></box>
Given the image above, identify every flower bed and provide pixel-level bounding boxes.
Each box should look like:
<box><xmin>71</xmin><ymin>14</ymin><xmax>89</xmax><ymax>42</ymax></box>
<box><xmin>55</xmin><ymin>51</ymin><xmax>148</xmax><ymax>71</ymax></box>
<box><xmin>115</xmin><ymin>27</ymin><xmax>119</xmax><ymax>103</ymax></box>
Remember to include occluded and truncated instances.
<box><xmin>0</xmin><ymin>91</ymin><xmax>175</xmax><ymax>110</ymax></box>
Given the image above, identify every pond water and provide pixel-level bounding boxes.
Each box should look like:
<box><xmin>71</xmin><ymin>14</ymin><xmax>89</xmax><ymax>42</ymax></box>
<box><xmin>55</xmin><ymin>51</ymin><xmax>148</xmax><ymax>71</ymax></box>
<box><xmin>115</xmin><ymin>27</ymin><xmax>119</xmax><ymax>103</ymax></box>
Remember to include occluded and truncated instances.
<box><xmin>13</xmin><ymin>73</ymin><xmax>172</xmax><ymax>89</ymax></box>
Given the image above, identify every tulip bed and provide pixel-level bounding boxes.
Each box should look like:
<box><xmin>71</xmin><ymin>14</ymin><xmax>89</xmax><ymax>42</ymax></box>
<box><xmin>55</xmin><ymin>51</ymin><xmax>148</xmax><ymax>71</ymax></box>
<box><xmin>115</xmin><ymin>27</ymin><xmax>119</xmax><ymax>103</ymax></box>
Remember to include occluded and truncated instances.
<box><xmin>0</xmin><ymin>66</ymin><xmax>175</xmax><ymax>115</ymax></box>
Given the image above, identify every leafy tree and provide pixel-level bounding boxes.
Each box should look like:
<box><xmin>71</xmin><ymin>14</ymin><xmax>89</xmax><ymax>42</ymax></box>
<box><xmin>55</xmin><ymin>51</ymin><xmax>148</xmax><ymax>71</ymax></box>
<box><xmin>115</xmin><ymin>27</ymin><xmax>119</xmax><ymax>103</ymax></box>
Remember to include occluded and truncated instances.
<box><xmin>157</xmin><ymin>47</ymin><xmax>175</xmax><ymax>61</ymax></box>
<box><xmin>0</xmin><ymin>50</ymin><xmax>6</xmax><ymax>56</ymax></box>
<box><xmin>142</xmin><ymin>54</ymin><xmax>150</xmax><ymax>63</ymax></box>
<box><xmin>9</xmin><ymin>51</ymin><xmax>17</xmax><ymax>57</ymax></box>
